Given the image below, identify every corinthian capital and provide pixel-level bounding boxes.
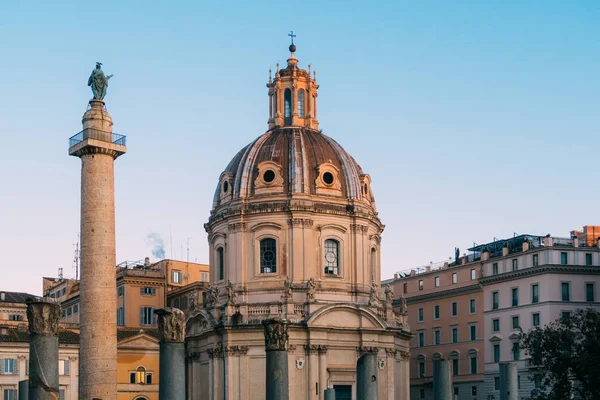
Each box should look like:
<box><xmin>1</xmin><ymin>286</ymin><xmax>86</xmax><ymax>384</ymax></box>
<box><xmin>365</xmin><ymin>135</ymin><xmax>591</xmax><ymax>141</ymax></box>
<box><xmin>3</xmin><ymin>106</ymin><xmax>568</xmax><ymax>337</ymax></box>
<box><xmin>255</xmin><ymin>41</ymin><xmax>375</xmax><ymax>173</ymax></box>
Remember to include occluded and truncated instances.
<box><xmin>26</xmin><ymin>297</ymin><xmax>61</xmax><ymax>336</ymax></box>
<box><xmin>262</xmin><ymin>319</ymin><xmax>289</xmax><ymax>351</ymax></box>
<box><xmin>155</xmin><ymin>307</ymin><xmax>186</xmax><ymax>343</ymax></box>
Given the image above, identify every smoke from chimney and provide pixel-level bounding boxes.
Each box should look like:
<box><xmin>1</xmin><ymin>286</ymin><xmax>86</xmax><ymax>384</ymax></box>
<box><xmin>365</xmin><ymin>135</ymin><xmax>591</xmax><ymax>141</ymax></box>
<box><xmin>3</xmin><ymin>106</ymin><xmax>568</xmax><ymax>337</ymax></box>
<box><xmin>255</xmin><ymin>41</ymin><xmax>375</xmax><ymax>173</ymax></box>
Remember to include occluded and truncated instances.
<box><xmin>145</xmin><ymin>232</ymin><xmax>166</xmax><ymax>259</ymax></box>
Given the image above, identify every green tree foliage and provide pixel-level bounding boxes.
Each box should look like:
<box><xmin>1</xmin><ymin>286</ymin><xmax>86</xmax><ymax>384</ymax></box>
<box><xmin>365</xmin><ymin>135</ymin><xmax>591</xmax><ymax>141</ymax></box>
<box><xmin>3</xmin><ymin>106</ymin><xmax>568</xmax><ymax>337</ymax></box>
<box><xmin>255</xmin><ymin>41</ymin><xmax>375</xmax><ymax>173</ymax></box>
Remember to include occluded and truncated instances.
<box><xmin>519</xmin><ymin>308</ymin><xmax>600</xmax><ymax>400</ymax></box>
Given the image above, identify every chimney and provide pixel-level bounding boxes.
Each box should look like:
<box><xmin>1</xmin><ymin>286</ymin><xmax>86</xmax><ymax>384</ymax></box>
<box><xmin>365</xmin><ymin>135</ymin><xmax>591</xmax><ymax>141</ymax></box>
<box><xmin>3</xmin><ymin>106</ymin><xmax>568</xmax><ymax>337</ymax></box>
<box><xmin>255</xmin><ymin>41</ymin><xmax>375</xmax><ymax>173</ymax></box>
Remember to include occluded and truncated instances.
<box><xmin>573</xmin><ymin>236</ymin><xmax>579</xmax><ymax>248</ymax></box>
<box><xmin>523</xmin><ymin>240</ymin><xmax>530</xmax><ymax>252</ymax></box>
<box><xmin>543</xmin><ymin>235</ymin><xmax>553</xmax><ymax>247</ymax></box>
<box><xmin>596</xmin><ymin>237</ymin><xmax>600</xmax><ymax>248</ymax></box>
<box><xmin>461</xmin><ymin>257</ymin><xmax>467</xmax><ymax>265</ymax></box>
<box><xmin>144</xmin><ymin>257</ymin><xmax>150</xmax><ymax>267</ymax></box>
<box><xmin>481</xmin><ymin>250</ymin><xmax>489</xmax><ymax>261</ymax></box>
<box><xmin>393</xmin><ymin>273</ymin><xmax>399</xmax><ymax>280</ymax></box>
<box><xmin>426</xmin><ymin>266</ymin><xmax>431</xmax><ymax>273</ymax></box>
<box><xmin>502</xmin><ymin>246</ymin><xmax>509</xmax><ymax>256</ymax></box>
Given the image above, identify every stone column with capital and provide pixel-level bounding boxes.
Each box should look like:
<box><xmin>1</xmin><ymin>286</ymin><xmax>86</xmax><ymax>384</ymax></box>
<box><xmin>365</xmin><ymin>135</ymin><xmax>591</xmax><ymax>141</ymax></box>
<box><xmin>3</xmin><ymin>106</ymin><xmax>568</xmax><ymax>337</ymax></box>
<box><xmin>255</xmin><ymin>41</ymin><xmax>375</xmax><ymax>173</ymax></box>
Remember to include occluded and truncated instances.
<box><xmin>356</xmin><ymin>347</ymin><xmax>378</xmax><ymax>400</ymax></box>
<box><xmin>155</xmin><ymin>308</ymin><xmax>186</xmax><ymax>400</ymax></box>
<box><xmin>433</xmin><ymin>359</ymin><xmax>452</xmax><ymax>400</ymax></box>
<box><xmin>263</xmin><ymin>319</ymin><xmax>289</xmax><ymax>400</ymax></box>
<box><xmin>26</xmin><ymin>298</ymin><xmax>61</xmax><ymax>400</ymax></box>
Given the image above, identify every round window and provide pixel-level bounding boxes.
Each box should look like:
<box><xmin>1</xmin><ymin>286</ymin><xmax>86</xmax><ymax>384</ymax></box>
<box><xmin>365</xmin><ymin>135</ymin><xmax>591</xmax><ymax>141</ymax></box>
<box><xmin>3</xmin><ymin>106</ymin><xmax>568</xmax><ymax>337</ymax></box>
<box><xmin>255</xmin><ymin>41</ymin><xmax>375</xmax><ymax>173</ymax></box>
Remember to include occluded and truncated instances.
<box><xmin>323</xmin><ymin>172</ymin><xmax>334</xmax><ymax>185</ymax></box>
<box><xmin>263</xmin><ymin>170</ymin><xmax>276</xmax><ymax>183</ymax></box>
<box><xmin>223</xmin><ymin>181</ymin><xmax>229</xmax><ymax>193</ymax></box>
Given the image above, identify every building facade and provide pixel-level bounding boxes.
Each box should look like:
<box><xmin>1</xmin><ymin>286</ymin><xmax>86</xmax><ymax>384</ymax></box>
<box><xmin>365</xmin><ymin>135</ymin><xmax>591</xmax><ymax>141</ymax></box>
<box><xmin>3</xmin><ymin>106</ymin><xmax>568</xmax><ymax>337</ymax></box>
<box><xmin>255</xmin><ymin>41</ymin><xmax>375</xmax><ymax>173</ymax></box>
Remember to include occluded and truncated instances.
<box><xmin>185</xmin><ymin>43</ymin><xmax>411</xmax><ymax>400</ymax></box>
<box><xmin>477</xmin><ymin>234</ymin><xmax>600</xmax><ymax>397</ymax></box>
<box><xmin>393</xmin><ymin>260</ymin><xmax>484</xmax><ymax>400</ymax></box>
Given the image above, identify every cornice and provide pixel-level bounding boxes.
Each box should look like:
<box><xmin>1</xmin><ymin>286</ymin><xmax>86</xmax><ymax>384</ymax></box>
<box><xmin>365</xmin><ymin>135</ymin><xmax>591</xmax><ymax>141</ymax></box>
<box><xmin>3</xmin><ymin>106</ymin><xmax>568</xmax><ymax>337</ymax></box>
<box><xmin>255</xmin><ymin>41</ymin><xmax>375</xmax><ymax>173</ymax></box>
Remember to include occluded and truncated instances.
<box><xmin>479</xmin><ymin>264</ymin><xmax>600</xmax><ymax>285</ymax></box>
<box><xmin>401</xmin><ymin>284</ymin><xmax>482</xmax><ymax>305</ymax></box>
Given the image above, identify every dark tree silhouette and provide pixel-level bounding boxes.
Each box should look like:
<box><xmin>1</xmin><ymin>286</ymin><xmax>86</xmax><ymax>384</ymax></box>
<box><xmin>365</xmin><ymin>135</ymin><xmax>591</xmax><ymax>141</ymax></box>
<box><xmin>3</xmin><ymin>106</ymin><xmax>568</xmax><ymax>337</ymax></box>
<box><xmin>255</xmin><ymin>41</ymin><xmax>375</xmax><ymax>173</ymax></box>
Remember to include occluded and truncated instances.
<box><xmin>519</xmin><ymin>308</ymin><xmax>600</xmax><ymax>400</ymax></box>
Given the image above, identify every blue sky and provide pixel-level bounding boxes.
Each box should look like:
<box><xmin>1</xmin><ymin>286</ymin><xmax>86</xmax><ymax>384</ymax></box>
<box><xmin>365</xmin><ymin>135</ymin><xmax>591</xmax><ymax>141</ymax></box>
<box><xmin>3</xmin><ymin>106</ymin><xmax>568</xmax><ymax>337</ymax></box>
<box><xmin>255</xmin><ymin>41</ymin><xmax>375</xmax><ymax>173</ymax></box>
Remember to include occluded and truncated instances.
<box><xmin>1</xmin><ymin>1</ymin><xmax>598</xmax><ymax>294</ymax></box>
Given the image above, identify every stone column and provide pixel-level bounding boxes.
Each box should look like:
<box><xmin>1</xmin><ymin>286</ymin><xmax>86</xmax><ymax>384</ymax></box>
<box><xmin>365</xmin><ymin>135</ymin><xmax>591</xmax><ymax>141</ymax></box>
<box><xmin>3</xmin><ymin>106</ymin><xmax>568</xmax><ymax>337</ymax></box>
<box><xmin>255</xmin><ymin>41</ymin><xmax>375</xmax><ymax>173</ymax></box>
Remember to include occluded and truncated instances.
<box><xmin>70</xmin><ymin>99</ymin><xmax>126</xmax><ymax>400</ymax></box>
<box><xmin>499</xmin><ymin>362</ymin><xmax>518</xmax><ymax>400</ymax></box>
<box><xmin>433</xmin><ymin>359</ymin><xmax>452</xmax><ymax>400</ymax></box>
<box><xmin>26</xmin><ymin>298</ymin><xmax>60</xmax><ymax>400</ymax></box>
<box><xmin>155</xmin><ymin>308</ymin><xmax>185</xmax><ymax>400</ymax></box>
<box><xmin>324</xmin><ymin>387</ymin><xmax>335</xmax><ymax>400</ymax></box>
<box><xmin>263</xmin><ymin>319</ymin><xmax>289</xmax><ymax>400</ymax></box>
<box><xmin>318</xmin><ymin>346</ymin><xmax>328</xmax><ymax>400</ymax></box>
<box><xmin>18</xmin><ymin>380</ymin><xmax>28</xmax><ymax>400</ymax></box>
<box><xmin>356</xmin><ymin>348</ymin><xmax>378</xmax><ymax>400</ymax></box>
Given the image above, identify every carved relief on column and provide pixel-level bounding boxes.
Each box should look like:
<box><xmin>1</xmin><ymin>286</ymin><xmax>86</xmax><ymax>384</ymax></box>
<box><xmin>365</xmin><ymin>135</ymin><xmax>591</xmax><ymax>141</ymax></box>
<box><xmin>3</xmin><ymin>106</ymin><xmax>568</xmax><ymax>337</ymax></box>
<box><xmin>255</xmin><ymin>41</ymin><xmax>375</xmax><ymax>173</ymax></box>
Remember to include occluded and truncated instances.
<box><xmin>262</xmin><ymin>319</ymin><xmax>289</xmax><ymax>351</ymax></box>
<box><xmin>384</xmin><ymin>348</ymin><xmax>397</xmax><ymax>358</ymax></box>
<box><xmin>26</xmin><ymin>298</ymin><xmax>61</xmax><ymax>336</ymax></box>
<box><xmin>155</xmin><ymin>307</ymin><xmax>185</xmax><ymax>342</ymax></box>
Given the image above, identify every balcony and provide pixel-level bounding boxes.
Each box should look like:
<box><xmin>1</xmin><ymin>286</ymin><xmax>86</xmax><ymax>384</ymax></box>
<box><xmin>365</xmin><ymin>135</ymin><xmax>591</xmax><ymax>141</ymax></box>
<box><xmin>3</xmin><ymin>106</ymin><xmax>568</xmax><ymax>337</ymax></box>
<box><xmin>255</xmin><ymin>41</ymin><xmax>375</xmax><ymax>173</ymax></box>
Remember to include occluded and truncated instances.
<box><xmin>68</xmin><ymin>128</ymin><xmax>126</xmax><ymax>149</ymax></box>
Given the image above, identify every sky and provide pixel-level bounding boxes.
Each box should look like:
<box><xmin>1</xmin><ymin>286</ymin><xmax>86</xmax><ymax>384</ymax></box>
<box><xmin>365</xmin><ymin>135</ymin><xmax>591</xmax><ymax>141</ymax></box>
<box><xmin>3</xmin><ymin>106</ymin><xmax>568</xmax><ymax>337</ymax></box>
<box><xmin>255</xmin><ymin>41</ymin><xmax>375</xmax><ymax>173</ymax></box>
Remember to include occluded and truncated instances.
<box><xmin>0</xmin><ymin>1</ymin><xmax>598</xmax><ymax>295</ymax></box>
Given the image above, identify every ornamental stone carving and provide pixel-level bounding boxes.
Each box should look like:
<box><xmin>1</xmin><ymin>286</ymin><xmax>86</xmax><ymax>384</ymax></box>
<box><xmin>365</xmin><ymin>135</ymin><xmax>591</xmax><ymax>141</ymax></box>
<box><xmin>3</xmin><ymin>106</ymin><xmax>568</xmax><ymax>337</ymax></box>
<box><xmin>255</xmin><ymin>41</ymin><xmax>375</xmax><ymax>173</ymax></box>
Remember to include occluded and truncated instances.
<box><xmin>228</xmin><ymin>222</ymin><xmax>247</xmax><ymax>232</ymax></box>
<box><xmin>26</xmin><ymin>297</ymin><xmax>61</xmax><ymax>336</ymax></box>
<box><xmin>384</xmin><ymin>348</ymin><xmax>397</xmax><ymax>358</ymax></box>
<box><xmin>205</xmin><ymin>284</ymin><xmax>219</xmax><ymax>308</ymax></box>
<box><xmin>384</xmin><ymin>284</ymin><xmax>394</xmax><ymax>311</ymax></box>
<box><xmin>155</xmin><ymin>307</ymin><xmax>185</xmax><ymax>343</ymax></box>
<box><xmin>306</xmin><ymin>278</ymin><xmax>316</xmax><ymax>302</ymax></box>
<box><xmin>226</xmin><ymin>280</ymin><xmax>238</xmax><ymax>306</ymax></box>
<box><xmin>368</xmin><ymin>280</ymin><xmax>380</xmax><ymax>307</ymax></box>
<box><xmin>357</xmin><ymin>346</ymin><xmax>379</xmax><ymax>355</ymax></box>
<box><xmin>398</xmin><ymin>294</ymin><xmax>408</xmax><ymax>316</ymax></box>
<box><xmin>304</xmin><ymin>345</ymin><xmax>327</xmax><ymax>355</ymax></box>
<box><xmin>225</xmin><ymin>346</ymin><xmax>249</xmax><ymax>356</ymax></box>
<box><xmin>189</xmin><ymin>291</ymin><xmax>200</xmax><ymax>314</ymax></box>
<box><xmin>208</xmin><ymin>344</ymin><xmax>224</xmax><ymax>359</ymax></box>
<box><xmin>262</xmin><ymin>319</ymin><xmax>289</xmax><ymax>351</ymax></box>
<box><xmin>281</xmin><ymin>277</ymin><xmax>293</xmax><ymax>302</ymax></box>
<box><xmin>399</xmin><ymin>350</ymin><xmax>410</xmax><ymax>361</ymax></box>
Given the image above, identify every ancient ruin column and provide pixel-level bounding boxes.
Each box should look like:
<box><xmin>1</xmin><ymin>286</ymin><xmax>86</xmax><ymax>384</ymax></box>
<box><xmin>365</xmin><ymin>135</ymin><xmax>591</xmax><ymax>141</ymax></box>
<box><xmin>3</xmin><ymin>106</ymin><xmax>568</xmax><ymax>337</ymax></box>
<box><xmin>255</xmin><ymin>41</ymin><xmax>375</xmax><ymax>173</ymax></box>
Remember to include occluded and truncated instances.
<box><xmin>356</xmin><ymin>348</ymin><xmax>378</xmax><ymax>400</ymax></box>
<box><xmin>18</xmin><ymin>380</ymin><xmax>28</xmax><ymax>400</ymax></box>
<box><xmin>433</xmin><ymin>359</ymin><xmax>452</xmax><ymax>400</ymax></box>
<box><xmin>262</xmin><ymin>319</ymin><xmax>289</xmax><ymax>400</ymax></box>
<box><xmin>155</xmin><ymin>308</ymin><xmax>185</xmax><ymax>400</ymax></box>
<box><xmin>26</xmin><ymin>298</ymin><xmax>61</xmax><ymax>400</ymax></box>
<box><xmin>499</xmin><ymin>362</ymin><xmax>518</xmax><ymax>400</ymax></box>
<box><xmin>69</xmin><ymin>98</ymin><xmax>126</xmax><ymax>399</ymax></box>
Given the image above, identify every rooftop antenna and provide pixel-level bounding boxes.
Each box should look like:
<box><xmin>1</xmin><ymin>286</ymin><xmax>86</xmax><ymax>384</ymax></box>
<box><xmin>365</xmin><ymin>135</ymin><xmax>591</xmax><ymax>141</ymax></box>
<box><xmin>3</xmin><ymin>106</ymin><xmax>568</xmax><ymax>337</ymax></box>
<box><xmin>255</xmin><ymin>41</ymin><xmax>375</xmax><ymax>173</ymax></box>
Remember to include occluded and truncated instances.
<box><xmin>58</xmin><ymin>267</ymin><xmax>63</xmax><ymax>280</ymax></box>
<box><xmin>186</xmin><ymin>237</ymin><xmax>190</xmax><ymax>263</ymax></box>
<box><xmin>170</xmin><ymin>226</ymin><xmax>173</xmax><ymax>259</ymax></box>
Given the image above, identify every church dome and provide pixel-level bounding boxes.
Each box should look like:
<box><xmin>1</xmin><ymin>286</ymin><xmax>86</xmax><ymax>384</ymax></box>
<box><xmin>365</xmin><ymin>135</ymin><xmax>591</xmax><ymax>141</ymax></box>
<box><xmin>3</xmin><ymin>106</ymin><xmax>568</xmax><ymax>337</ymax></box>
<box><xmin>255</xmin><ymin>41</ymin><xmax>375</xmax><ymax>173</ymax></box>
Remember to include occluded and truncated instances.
<box><xmin>212</xmin><ymin>127</ymin><xmax>376</xmax><ymax>210</ymax></box>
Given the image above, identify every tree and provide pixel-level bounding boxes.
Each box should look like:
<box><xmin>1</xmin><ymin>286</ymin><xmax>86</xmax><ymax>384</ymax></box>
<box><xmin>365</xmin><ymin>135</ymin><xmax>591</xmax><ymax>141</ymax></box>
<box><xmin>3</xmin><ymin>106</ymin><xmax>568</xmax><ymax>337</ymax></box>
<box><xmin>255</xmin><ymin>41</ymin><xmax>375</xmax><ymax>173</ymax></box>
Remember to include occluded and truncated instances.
<box><xmin>519</xmin><ymin>308</ymin><xmax>600</xmax><ymax>400</ymax></box>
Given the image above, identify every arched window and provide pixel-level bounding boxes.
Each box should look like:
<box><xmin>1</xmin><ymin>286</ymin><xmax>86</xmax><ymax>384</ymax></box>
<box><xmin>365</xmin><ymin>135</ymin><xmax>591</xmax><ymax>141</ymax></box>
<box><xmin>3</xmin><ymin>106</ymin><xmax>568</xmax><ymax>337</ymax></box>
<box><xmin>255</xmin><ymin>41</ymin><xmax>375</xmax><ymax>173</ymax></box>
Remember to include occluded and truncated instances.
<box><xmin>217</xmin><ymin>247</ymin><xmax>224</xmax><ymax>281</ymax></box>
<box><xmin>416</xmin><ymin>355</ymin><xmax>426</xmax><ymax>378</ymax></box>
<box><xmin>371</xmin><ymin>248</ymin><xmax>377</xmax><ymax>276</ymax></box>
<box><xmin>324</xmin><ymin>239</ymin><xmax>339</xmax><ymax>275</ymax></box>
<box><xmin>298</xmin><ymin>89</ymin><xmax>305</xmax><ymax>117</ymax></box>
<box><xmin>260</xmin><ymin>238</ymin><xmax>277</xmax><ymax>273</ymax></box>
<box><xmin>449</xmin><ymin>351</ymin><xmax>460</xmax><ymax>376</ymax></box>
<box><xmin>284</xmin><ymin>89</ymin><xmax>292</xmax><ymax>124</ymax></box>
<box><xmin>136</xmin><ymin>366</ymin><xmax>146</xmax><ymax>384</ymax></box>
<box><xmin>273</xmin><ymin>92</ymin><xmax>277</xmax><ymax>115</ymax></box>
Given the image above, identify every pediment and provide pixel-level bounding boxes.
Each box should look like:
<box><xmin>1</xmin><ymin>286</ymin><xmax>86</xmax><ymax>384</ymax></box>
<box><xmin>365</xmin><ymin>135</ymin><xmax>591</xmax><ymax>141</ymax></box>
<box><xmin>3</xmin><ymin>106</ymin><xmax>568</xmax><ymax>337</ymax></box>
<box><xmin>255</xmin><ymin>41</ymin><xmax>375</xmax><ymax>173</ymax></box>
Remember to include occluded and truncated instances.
<box><xmin>307</xmin><ymin>305</ymin><xmax>386</xmax><ymax>330</ymax></box>
<box><xmin>118</xmin><ymin>335</ymin><xmax>159</xmax><ymax>350</ymax></box>
<box><xmin>489</xmin><ymin>335</ymin><xmax>503</xmax><ymax>342</ymax></box>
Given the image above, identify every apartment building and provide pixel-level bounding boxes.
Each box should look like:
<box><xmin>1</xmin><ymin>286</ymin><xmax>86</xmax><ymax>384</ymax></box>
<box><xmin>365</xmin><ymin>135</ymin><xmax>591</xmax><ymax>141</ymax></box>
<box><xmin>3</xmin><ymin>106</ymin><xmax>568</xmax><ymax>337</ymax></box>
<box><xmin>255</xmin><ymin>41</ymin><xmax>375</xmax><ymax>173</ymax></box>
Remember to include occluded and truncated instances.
<box><xmin>393</xmin><ymin>259</ymin><xmax>485</xmax><ymax>400</ymax></box>
<box><xmin>476</xmin><ymin>233</ymin><xmax>600</xmax><ymax>397</ymax></box>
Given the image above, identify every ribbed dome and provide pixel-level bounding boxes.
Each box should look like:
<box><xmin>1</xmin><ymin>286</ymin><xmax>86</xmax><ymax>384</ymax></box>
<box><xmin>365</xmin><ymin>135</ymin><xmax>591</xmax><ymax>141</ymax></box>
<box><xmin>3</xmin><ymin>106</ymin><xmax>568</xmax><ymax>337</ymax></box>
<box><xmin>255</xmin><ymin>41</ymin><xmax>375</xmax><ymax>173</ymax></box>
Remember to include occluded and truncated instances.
<box><xmin>212</xmin><ymin>127</ymin><xmax>375</xmax><ymax>209</ymax></box>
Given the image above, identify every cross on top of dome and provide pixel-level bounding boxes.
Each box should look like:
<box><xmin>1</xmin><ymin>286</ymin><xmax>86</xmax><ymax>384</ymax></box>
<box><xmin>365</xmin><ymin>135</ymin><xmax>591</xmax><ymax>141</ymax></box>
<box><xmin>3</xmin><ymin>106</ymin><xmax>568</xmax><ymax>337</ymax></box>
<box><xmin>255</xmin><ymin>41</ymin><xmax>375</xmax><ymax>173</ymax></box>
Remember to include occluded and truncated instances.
<box><xmin>288</xmin><ymin>31</ymin><xmax>297</xmax><ymax>53</ymax></box>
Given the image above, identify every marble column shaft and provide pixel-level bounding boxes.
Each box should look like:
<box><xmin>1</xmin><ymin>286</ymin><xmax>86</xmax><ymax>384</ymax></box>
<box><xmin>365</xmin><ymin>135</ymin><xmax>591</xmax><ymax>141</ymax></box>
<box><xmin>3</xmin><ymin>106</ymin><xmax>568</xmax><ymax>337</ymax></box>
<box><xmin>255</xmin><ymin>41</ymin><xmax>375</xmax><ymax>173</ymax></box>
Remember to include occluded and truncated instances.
<box><xmin>155</xmin><ymin>308</ymin><xmax>186</xmax><ymax>400</ymax></box>
<box><xmin>356</xmin><ymin>351</ymin><xmax>378</xmax><ymax>400</ymax></box>
<box><xmin>499</xmin><ymin>362</ymin><xmax>518</xmax><ymax>400</ymax></box>
<box><xmin>26</xmin><ymin>298</ymin><xmax>60</xmax><ymax>400</ymax></box>
<box><xmin>18</xmin><ymin>380</ymin><xmax>28</xmax><ymax>400</ymax></box>
<box><xmin>433</xmin><ymin>359</ymin><xmax>452</xmax><ymax>400</ymax></box>
<box><xmin>263</xmin><ymin>319</ymin><xmax>289</xmax><ymax>400</ymax></box>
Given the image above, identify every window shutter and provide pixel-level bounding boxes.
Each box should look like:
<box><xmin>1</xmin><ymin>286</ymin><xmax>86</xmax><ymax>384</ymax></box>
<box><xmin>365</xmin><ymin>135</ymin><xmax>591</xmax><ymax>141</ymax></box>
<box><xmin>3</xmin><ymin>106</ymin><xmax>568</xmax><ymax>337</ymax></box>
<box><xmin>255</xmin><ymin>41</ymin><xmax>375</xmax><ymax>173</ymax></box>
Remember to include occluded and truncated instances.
<box><xmin>64</xmin><ymin>359</ymin><xmax>70</xmax><ymax>375</ymax></box>
<box><xmin>26</xmin><ymin>359</ymin><xmax>29</xmax><ymax>375</ymax></box>
<box><xmin>151</xmin><ymin>308</ymin><xmax>157</xmax><ymax>325</ymax></box>
<box><xmin>140</xmin><ymin>307</ymin><xmax>144</xmax><ymax>325</ymax></box>
<box><xmin>0</xmin><ymin>358</ymin><xmax>4</xmax><ymax>374</ymax></box>
<box><xmin>152</xmin><ymin>288</ymin><xmax>156</xmax><ymax>295</ymax></box>
<box><xmin>140</xmin><ymin>287</ymin><xmax>144</xmax><ymax>295</ymax></box>
<box><xmin>14</xmin><ymin>358</ymin><xmax>19</xmax><ymax>374</ymax></box>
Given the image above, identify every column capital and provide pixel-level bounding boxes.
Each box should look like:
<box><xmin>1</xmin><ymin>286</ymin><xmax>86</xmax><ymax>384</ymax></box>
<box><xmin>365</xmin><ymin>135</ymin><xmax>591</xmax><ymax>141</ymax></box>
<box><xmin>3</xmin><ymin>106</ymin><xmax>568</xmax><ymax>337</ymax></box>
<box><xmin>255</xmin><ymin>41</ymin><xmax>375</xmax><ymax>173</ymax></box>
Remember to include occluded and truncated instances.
<box><xmin>262</xmin><ymin>319</ymin><xmax>289</xmax><ymax>351</ymax></box>
<box><xmin>26</xmin><ymin>297</ymin><xmax>61</xmax><ymax>336</ymax></box>
<box><xmin>155</xmin><ymin>307</ymin><xmax>185</xmax><ymax>343</ymax></box>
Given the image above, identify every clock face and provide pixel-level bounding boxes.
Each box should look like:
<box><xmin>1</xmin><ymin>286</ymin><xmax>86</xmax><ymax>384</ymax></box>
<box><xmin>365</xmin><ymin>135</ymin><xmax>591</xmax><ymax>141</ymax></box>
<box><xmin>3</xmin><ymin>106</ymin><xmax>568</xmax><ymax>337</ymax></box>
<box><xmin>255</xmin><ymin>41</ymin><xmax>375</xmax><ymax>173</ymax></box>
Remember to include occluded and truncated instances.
<box><xmin>325</xmin><ymin>251</ymin><xmax>337</xmax><ymax>263</ymax></box>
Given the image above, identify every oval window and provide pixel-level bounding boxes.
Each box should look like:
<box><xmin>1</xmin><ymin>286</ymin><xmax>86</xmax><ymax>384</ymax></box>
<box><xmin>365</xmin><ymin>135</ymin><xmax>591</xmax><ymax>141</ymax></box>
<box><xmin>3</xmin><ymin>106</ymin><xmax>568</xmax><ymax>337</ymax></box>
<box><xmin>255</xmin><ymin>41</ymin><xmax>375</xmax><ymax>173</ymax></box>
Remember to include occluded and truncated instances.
<box><xmin>264</xmin><ymin>170</ymin><xmax>276</xmax><ymax>183</ymax></box>
<box><xmin>323</xmin><ymin>172</ymin><xmax>334</xmax><ymax>185</ymax></box>
<box><xmin>223</xmin><ymin>181</ymin><xmax>229</xmax><ymax>193</ymax></box>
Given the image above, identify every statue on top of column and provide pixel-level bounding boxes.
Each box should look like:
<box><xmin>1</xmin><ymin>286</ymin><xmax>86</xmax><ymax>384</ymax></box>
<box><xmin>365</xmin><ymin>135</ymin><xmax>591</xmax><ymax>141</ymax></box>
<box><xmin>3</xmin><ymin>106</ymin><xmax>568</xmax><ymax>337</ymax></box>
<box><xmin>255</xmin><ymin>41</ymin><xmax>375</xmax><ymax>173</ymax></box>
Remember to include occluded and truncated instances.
<box><xmin>88</xmin><ymin>62</ymin><xmax>113</xmax><ymax>100</ymax></box>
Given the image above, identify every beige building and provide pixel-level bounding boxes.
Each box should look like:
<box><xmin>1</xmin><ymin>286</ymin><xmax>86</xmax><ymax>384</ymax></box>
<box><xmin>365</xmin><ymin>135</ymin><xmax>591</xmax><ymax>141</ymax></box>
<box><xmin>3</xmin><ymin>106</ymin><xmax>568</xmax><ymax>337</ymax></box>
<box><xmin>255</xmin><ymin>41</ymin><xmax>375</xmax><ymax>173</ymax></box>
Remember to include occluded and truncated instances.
<box><xmin>392</xmin><ymin>259</ymin><xmax>484</xmax><ymax>400</ymax></box>
<box><xmin>0</xmin><ymin>292</ymin><xmax>31</xmax><ymax>328</ymax></box>
<box><xmin>185</xmin><ymin>43</ymin><xmax>411</xmax><ymax>400</ymax></box>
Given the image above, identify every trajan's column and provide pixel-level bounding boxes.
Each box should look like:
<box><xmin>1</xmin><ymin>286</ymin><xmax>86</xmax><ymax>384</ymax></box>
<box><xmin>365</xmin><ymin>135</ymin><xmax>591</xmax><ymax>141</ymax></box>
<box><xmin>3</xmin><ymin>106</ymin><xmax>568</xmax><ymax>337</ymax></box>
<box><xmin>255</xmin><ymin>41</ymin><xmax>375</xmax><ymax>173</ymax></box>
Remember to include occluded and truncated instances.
<box><xmin>69</xmin><ymin>62</ymin><xmax>126</xmax><ymax>399</ymax></box>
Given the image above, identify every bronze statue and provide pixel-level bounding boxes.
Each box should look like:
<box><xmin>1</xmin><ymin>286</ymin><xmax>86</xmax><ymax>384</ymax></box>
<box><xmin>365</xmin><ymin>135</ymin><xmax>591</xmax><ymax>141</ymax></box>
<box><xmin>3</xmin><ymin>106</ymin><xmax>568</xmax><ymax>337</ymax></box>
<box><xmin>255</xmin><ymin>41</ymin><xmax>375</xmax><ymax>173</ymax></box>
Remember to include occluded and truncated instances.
<box><xmin>88</xmin><ymin>62</ymin><xmax>113</xmax><ymax>100</ymax></box>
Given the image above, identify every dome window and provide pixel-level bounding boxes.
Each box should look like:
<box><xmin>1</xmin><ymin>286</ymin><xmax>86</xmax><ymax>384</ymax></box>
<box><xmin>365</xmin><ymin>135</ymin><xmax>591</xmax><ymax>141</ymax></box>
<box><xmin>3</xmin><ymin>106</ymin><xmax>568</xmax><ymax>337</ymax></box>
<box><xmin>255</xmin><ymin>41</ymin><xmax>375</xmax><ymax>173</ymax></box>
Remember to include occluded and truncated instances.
<box><xmin>223</xmin><ymin>181</ymin><xmax>229</xmax><ymax>193</ymax></box>
<box><xmin>324</xmin><ymin>239</ymin><xmax>339</xmax><ymax>275</ymax></box>
<box><xmin>260</xmin><ymin>238</ymin><xmax>277</xmax><ymax>273</ymax></box>
<box><xmin>323</xmin><ymin>172</ymin><xmax>334</xmax><ymax>185</ymax></box>
<box><xmin>298</xmin><ymin>89</ymin><xmax>305</xmax><ymax>118</ymax></box>
<box><xmin>217</xmin><ymin>247</ymin><xmax>225</xmax><ymax>281</ymax></box>
<box><xmin>263</xmin><ymin>170</ymin><xmax>276</xmax><ymax>183</ymax></box>
<box><xmin>284</xmin><ymin>89</ymin><xmax>292</xmax><ymax>125</ymax></box>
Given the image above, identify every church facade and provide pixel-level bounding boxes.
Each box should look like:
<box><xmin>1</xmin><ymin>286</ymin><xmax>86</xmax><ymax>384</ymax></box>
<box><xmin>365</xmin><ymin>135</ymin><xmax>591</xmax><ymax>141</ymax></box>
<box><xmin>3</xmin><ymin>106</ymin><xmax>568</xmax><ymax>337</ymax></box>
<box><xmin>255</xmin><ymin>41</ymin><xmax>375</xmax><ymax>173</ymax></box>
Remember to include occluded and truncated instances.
<box><xmin>185</xmin><ymin>43</ymin><xmax>411</xmax><ymax>400</ymax></box>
